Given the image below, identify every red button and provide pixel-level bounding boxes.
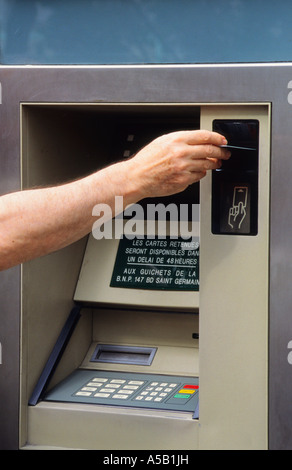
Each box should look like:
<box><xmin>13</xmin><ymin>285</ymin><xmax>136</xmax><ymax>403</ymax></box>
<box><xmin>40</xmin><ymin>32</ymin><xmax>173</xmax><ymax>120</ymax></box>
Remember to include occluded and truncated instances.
<box><xmin>183</xmin><ymin>384</ymin><xmax>199</xmax><ymax>390</ymax></box>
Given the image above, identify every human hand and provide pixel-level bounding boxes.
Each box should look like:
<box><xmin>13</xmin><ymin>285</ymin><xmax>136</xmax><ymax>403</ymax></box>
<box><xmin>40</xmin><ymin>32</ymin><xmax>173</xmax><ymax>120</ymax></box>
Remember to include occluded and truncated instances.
<box><xmin>125</xmin><ymin>130</ymin><xmax>231</xmax><ymax>199</ymax></box>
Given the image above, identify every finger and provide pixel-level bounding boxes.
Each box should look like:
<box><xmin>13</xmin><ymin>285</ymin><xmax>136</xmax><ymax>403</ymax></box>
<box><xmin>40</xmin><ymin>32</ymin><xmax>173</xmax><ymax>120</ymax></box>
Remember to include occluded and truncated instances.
<box><xmin>189</xmin><ymin>144</ymin><xmax>231</xmax><ymax>161</ymax></box>
<box><xmin>175</xmin><ymin>129</ymin><xmax>228</xmax><ymax>146</ymax></box>
<box><xmin>190</xmin><ymin>157</ymin><xmax>222</xmax><ymax>172</ymax></box>
<box><xmin>206</xmin><ymin>157</ymin><xmax>223</xmax><ymax>170</ymax></box>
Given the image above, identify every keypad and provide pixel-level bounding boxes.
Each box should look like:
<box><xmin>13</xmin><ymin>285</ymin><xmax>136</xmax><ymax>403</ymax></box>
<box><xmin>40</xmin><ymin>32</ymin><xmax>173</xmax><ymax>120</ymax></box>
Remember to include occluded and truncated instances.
<box><xmin>74</xmin><ymin>378</ymin><xmax>187</xmax><ymax>403</ymax></box>
<box><xmin>73</xmin><ymin>374</ymin><xmax>199</xmax><ymax>407</ymax></box>
<box><xmin>75</xmin><ymin>378</ymin><xmax>146</xmax><ymax>400</ymax></box>
<box><xmin>134</xmin><ymin>381</ymin><xmax>178</xmax><ymax>403</ymax></box>
<box><xmin>44</xmin><ymin>370</ymin><xmax>199</xmax><ymax>413</ymax></box>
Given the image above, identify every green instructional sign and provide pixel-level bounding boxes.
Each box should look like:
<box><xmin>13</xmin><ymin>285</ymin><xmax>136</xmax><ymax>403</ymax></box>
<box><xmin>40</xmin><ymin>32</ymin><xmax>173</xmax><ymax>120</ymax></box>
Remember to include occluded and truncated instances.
<box><xmin>110</xmin><ymin>236</ymin><xmax>199</xmax><ymax>291</ymax></box>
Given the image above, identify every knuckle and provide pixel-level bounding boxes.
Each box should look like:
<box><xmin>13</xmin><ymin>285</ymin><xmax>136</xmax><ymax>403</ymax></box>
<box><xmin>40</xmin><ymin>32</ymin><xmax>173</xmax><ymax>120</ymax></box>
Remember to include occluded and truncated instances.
<box><xmin>169</xmin><ymin>144</ymin><xmax>187</xmax><ymax>163</ymax></box>
<box><xmin>204</xmin><ymin>158</ymin><xmax>219</xmax><ymax>171</ymax></box>
<box><xmin>164</xmin><ymin>131</ymin><xmax>182</xmax><ymax>145</ymax></box>
<box><xmin>203</xmin><ymin>159</ymin><xmax>212</xmax><ymax>170</ymax></box>
<box><xmin>173</xmin><ymin>159</ymin><xmax>188</xmax><ymax>174</ymax></box>
<box><xmin>205</xmin><ymin>144</ymin><xmax>214</xmax><ymax>157</ymax></box>
<box><xmin>200</xmin><ymin>130</ymin><xmax>212</xmax><ymax>142</ymax></box>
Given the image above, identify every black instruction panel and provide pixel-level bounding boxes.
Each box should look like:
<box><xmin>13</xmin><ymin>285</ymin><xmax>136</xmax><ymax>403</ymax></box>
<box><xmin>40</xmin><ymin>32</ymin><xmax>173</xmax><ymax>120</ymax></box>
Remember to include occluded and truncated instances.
<box><xmin>212</xmin><ymin>119</ymin><xmax>259</xmax><ymax>236</ymax></box>
<box><xmin>110</xmin><ymin>236</ymin><xmax>199</xmax><ymax>291</ymax></box>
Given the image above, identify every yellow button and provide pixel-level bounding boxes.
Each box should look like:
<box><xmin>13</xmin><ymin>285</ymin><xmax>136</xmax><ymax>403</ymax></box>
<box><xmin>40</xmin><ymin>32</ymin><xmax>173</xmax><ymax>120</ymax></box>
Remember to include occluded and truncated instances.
<box><xmin>178</xmin><ymin>389</ymin><xmax>195</xmax><ymax>394</ymax></box>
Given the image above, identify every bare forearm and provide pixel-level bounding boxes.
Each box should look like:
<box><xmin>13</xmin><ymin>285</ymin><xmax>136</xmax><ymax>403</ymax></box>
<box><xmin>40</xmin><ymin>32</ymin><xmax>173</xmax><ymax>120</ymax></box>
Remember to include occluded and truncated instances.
<box><xmin>0</xmin><ymin>130</ymin><xmax>230</xmax><ymax>270</ymax></box>
<box><xmin>0</xmin><ymin>161</ymin><xmax>135</xmax><ymax>270</ymax></box>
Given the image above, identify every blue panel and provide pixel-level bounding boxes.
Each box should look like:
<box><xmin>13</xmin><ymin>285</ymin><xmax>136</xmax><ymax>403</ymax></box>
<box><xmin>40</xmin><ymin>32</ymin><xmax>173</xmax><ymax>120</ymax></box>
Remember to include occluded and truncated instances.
<box><xmin>1</xmin><ymin>0</ymin><xmax>292</xmax><ymax>64</ymax></box>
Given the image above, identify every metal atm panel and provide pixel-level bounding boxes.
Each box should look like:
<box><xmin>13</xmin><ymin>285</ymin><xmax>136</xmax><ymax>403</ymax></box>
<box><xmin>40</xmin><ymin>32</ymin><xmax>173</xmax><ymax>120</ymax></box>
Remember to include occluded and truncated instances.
<box><xmin>0</xmin><ymin>64</ymin><xmax>292</xmax><ymax>450</ymax></box>
<box><xmin>19</xmin><ymin>101</ymin><xmax>268</xmax><ymax>450</ymax></box>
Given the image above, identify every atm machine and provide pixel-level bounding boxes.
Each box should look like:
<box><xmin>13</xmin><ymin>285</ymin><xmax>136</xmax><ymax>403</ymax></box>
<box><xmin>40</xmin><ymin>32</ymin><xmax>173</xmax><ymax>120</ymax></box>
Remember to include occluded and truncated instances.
<box><xmin>0</xmin><ymin>64</ymin><xmax>291</xmax><ymax>450</ymax></box>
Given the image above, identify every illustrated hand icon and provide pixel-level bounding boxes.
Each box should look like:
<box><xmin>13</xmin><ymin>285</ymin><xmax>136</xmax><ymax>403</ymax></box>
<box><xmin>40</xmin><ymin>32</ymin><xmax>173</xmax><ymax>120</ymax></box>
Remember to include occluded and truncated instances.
<box><xmin>228</xmin><ymin>201</ymin><xmax>246</xmax><ymax>229</ymax></box>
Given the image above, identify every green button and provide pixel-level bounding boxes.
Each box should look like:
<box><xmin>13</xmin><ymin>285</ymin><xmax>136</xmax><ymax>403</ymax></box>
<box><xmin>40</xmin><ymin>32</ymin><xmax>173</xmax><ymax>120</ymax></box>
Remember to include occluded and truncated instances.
<box><xmin>173</xmin><ymin>394</ymin><xmax>191</xmax><ymax>399</ymax></box>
